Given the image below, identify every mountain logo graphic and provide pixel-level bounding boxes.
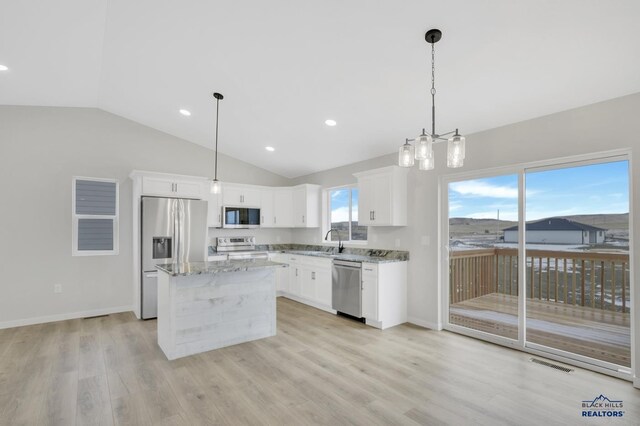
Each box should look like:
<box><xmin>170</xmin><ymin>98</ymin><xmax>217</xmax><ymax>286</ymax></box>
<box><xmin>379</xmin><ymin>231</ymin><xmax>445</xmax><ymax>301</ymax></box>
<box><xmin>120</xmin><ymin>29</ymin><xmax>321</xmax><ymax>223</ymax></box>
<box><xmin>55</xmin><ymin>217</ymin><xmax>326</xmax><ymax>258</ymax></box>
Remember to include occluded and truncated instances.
<box><xmin>582</xmin><ymin>394</ymin><xmax>623</xmax><ymax>408</ymax></box>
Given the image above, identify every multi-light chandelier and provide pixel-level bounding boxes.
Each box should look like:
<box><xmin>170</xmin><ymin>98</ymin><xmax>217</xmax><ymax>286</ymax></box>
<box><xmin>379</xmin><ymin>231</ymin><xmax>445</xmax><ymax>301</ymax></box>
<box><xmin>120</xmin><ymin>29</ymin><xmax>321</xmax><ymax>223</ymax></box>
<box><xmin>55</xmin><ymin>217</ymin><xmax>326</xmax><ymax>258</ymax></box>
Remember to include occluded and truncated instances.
<box><xmin>399</xmin><ymin>29</ymin><xmax>466</xmax><ymax>170</ymax></box>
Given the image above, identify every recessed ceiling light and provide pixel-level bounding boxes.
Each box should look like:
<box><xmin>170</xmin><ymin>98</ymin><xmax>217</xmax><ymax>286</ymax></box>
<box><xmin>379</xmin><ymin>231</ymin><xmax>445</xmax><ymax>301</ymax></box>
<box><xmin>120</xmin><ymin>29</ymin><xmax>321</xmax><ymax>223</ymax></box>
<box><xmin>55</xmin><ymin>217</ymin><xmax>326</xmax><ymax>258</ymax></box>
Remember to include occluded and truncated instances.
<box><xmin>0</xmin><ymin>65</ymin><xmax>8</xmax><ymax>71</ymax></box>
<box><xmin>325</xmin><ymin>119</ymin><xmax>337</xmax><ymax>126</ymax></box>
<box><xmin>265</xmin><ymin>146</ymin><xmax>275</xmax><ymax>152</ymax></box>
<box><xmin>179</xmin><ymin>109</ymin><xmax>191</xmax><ymax>116</ymax></box>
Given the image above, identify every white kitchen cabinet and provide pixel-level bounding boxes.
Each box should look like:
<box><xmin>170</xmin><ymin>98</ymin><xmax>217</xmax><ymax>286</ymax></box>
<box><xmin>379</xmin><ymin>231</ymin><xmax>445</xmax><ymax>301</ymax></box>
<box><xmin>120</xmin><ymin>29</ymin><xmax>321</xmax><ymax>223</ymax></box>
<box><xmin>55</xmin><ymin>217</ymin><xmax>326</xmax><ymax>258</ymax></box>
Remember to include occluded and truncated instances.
<box><xmin>300</xmin><ymin>266</ymin><xmax>316</xmax><ymax>300</ymax></box>
<box><xmin>288</xmin><ymin>256</ymin><xmax>302</xmax><ymax>296</ymax></box>
<box><xmin>361</xmin><ymin>264</ymin><xmax>378</xmax><ymax>320</ymax></box>
<box><xmin>354</xmin><ymin>166</ymin><xmax>408</xmax><ymax>226</ymax></box>
<box><xmin>361</xmin><ymin>261</ymin><xmax>407</xmax><ymax>330</ymax></box>
<box><xmin>141</xmin><ymin>176</ymin><xmax>205</xmax><ymax>199</ymax></box>
<box><xmin>292</xmin><ymin>184</ymin><xmax>321</xmax><ymax>227</ymax></box>
<box><xmin>206</xmin><ymin>192</ymin><xmax>222</xmax><ymax>228</ymax></box>
<box><xmin>260</xmin><ymin>188</ymin><xmax>275</xmax><ymax>227</ymax></box>
<box><xmin>269</xmin><ymin>253</ymin><xmax>290</xmax><ymax>293</ymax></box>
<box><xmin>314</xmin><ymin>267</ymin><xmax>332</xmax><ymax>307</ymax></box>
<box><xmin>277</xmin><ymin>254</ymin><xmax>332</xmax><ymax>312</ymax></box>
<box><xmin>273</xmin><ymin>188</ymin><xmax>294</xmax><ymax>228</ymax></box>
<box><xmin>222</xmin><ymin>184</ymin><xmax>261</xmax><ymax>206</ymax></box>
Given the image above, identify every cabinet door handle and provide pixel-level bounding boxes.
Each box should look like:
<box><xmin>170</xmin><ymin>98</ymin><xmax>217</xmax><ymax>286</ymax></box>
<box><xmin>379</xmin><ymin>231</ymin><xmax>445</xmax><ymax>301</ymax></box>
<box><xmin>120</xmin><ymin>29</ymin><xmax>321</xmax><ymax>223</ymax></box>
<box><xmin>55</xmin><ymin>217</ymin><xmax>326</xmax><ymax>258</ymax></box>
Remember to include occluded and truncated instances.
<box><xmin>364</xmin><ymin>268</ymin><xmax>374</xmax><ymax>272</ymax></box>
<box><xmin>302</xmin><ymin>215</ymin><xmax>305</xmax><ymax>224</ymax></box>
<box><xmin>262</xmin><ymin>215</ymin><xmax>264</xmax><ymax>224</ymax></box>
<box><xmin>311</xmin><ymin>271</ymin><xmax>315</xmax><ymax>280</ymax></box>
<box><xmin>369</xmin><ymin>211</ymin><xmax>373</xmax><ymax>220</ymax></box>
<box><xmin>372</xmin><ymin>210</ymin><xmax>375</xmax><ymax>220</ymax></box>
<box><xmin>274</xmin><ymin>216</ymin><xmax>277</xmax><ymax>224</ymax></box>
<box><xmin>218</xmin><ymin>214</ymin><xmax>221</xmax><ymax>223</ymax></box>
<box><xmin>295</xmin><ymin>268</ymin><xmax>298</xmax><ymax>277</ymax></box>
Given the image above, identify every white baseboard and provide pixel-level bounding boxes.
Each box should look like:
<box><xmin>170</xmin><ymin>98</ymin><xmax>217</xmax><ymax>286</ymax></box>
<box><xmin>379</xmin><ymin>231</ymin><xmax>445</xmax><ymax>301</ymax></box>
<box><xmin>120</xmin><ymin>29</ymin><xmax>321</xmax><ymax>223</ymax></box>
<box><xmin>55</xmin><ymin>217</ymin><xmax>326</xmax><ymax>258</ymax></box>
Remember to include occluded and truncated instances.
<box><xmin>634</xmin><ymin>377</ymin><xmax>640</xmax><ymax>390</ymax></box>
<box><xmin>0</xmin><ymin>305</ymin><xmax>134</xmax><ymax>330</ymax></box>
<box><xmin>407</xmin><ymin>316</ymin><xmax>442</xmax><ymax>330</ymax></box>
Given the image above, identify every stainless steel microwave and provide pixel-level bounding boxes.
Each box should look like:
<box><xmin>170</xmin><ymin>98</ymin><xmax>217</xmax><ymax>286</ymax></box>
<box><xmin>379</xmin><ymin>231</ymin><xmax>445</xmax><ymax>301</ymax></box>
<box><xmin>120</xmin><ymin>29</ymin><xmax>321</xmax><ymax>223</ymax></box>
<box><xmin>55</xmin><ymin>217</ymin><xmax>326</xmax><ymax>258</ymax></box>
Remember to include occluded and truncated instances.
<box><xmin>222</xmin><ymin>206</ymin><xmax>261</xmax><ymax>228</ymax></box>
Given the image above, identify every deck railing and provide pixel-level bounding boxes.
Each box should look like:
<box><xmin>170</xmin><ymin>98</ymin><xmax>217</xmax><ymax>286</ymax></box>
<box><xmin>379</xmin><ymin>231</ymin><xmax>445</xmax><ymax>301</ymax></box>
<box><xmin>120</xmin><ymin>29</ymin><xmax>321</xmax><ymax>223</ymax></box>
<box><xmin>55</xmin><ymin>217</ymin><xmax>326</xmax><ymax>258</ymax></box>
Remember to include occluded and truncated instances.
<box><xmin>449</xmin><ymin>248</ymin><xmax>630</xmax><ymax>313</ymax></box>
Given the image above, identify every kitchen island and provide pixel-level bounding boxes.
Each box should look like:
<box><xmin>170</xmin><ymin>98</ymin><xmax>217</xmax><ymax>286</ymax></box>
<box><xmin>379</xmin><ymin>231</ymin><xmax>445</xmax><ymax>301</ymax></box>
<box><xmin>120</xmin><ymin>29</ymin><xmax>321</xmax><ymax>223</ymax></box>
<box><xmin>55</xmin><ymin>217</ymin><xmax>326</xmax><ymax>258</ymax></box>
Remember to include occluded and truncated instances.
<box><xmin>156</xmin><ymin>260</ymin><xmax>286</xmax><ymax>360</ymax></box>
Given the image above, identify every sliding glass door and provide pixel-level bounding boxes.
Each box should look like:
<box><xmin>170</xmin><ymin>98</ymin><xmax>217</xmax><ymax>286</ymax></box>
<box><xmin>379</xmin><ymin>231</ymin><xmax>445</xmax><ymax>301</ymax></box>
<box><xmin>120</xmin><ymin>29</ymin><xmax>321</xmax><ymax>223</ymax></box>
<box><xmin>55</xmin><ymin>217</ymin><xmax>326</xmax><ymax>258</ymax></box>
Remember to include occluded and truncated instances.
<box><xmin>445</xmin><ymin>155</ymin><xmax>632</xmax><ymax>374</ymax></box>
<box><xmin>524</xmin><ymin>160</ymin><xmax>631</xmax><ymax>368</ymax></box>
<box><xmin>447</xmin><ymin>174</ymin><xmax>520</xmax><ymax>340</ymax></box>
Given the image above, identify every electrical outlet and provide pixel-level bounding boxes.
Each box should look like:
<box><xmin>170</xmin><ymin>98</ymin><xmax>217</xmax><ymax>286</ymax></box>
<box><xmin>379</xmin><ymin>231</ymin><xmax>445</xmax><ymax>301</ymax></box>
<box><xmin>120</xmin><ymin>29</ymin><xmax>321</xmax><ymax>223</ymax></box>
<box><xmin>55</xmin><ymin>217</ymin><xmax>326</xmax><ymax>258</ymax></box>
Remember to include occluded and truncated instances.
<box><xmin>421</xmin><ymin>235</ymin><xmax>431</xmax><ymax>246</ymax></box>
<box><xmin>54</xmin><ymin>284</ymin><xmax>62</xmax><ymax>294</ymax></box>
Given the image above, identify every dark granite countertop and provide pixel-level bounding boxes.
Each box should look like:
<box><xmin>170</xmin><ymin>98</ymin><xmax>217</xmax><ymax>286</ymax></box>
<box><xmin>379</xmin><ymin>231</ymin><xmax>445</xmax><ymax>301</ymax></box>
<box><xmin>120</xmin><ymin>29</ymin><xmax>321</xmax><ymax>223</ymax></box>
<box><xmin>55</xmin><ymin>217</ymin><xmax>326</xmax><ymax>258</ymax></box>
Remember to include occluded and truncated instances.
<box><xmin>279</xmin><ymin>250</ymin><xmax>406</xmax><ymax>264</ymax></box>
<box><xmin>156</xmin><ymin>260</ymin><xmax>288</xmax><ymax>277</ymax></box>
<box><xmin>209</xmin><ymin>243</ymin><xmax>409</xmax><ymax>264</ymax></box>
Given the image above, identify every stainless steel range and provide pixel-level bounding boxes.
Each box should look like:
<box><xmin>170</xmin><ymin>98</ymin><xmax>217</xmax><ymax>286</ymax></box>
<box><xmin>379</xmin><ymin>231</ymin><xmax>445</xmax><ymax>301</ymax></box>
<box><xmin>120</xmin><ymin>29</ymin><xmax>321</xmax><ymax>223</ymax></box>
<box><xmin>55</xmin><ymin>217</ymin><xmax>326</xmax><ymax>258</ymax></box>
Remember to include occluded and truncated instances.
<box><xmin>215</xmin><ymin>236</ymin><xmax>269</xmax><ymax>260</ymax></box>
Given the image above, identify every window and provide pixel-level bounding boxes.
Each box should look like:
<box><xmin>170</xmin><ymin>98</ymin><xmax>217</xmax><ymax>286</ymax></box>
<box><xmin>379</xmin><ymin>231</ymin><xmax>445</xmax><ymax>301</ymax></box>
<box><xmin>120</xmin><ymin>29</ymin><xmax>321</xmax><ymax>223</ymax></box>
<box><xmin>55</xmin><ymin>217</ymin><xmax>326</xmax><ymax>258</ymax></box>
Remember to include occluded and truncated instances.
<box><xmin>326</xmin><ymin>186</ymin><xmax>367</xmax><ymax>242</ymax></box>
<box><xmin>72</xmin><ymin>177</ymin><xmax>119</xmax><ymax>256</ymax></box>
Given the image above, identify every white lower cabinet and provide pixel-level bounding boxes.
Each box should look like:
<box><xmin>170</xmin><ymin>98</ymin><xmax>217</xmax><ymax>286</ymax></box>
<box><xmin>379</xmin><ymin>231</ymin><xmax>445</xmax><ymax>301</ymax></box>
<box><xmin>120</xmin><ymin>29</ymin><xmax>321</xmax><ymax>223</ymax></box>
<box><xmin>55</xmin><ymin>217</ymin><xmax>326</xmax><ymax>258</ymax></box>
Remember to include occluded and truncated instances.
<box><xmin>361</xmin><ymin>264</ymin><xmax>378</xmax><ymax>320</ymax></box>
<box><xmin>269</xmin><ymin>253</ymin><xmax>290</xmax><ymax>293</ymax></box>
<box><xmin>274</xmin><ymin>254</ymin><xmax>333</xmax><ymax>312</ymax></box>
<box><xmin>272</xmin><ymin>254</ymin><xmax>407</xmax><ymax>328</ymax></box>
<box><xmin>361</xmin><ymin>261</ymin><xmax>407</xmax><ymax>330</ymax></box>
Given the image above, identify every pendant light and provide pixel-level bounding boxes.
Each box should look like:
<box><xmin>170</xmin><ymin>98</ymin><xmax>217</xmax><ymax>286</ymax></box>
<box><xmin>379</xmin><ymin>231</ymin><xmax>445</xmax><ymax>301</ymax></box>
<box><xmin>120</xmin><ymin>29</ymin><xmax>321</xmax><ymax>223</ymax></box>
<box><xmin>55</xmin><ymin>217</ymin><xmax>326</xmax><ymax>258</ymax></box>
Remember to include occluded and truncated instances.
<box><xmin>399</xmin><ymin>29</ymin><xmax>466</xmax><ymax>170</ymax></box>
<box><xmin>210</xmin><ymin>92</ymin><xmax>223</xmax><ymax>194</ymax></box>
<box><xmin>398</xmin><ymin>139</ymin><xmax>415</xmax><ymax>167</ymax></box>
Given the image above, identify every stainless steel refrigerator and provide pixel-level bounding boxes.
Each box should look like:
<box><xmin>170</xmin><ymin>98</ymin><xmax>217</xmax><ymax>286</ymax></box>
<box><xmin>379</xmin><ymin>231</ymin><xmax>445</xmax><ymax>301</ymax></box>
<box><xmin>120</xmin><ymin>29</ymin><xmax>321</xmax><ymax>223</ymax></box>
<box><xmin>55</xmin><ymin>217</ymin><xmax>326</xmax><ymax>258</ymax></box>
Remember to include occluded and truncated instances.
<box><xmin>141</xmin><ymin>196</ymin><xmax>208</xmax><ymax>319</ymax></box>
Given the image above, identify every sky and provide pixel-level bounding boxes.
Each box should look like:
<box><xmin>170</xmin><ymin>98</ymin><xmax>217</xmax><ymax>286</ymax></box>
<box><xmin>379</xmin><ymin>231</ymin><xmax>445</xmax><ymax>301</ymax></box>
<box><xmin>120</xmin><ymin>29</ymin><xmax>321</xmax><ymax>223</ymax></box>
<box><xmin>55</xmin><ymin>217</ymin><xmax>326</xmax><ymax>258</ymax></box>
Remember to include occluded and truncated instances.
<box><xmin>330</xmin><ymin>188</ymin><xmax>359</xmax><ymax>223</ymax></box>
<box><xmin>449</xmin><ymin>160</ymin><xmax>629</xmax><ymax>221</ymax></box>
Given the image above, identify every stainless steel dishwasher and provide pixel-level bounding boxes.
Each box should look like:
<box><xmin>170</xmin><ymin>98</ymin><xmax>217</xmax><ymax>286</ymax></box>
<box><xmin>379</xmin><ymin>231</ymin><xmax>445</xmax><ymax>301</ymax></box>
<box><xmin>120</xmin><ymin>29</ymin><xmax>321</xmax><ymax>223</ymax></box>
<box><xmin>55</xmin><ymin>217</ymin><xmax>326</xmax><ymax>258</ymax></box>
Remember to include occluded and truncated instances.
<box><xmin>332</xmin><ymin>259</ymin><xmax>363</xmax><ymax>318</ymax></box>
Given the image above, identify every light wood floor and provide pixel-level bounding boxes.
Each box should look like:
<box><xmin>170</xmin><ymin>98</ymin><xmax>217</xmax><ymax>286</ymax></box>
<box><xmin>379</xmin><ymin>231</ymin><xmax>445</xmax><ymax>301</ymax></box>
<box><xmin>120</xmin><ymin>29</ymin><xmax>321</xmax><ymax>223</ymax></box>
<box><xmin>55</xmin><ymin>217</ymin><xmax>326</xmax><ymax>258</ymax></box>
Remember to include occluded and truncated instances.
<box><xmin>450</xmin><ymin>293</ymin><xmax>631</xmax><ymax>366</ymax></box>
<box><xmin>1</xmin><ymin>297</ymin><xmax>639</xmax><ymax>426</ymax></box>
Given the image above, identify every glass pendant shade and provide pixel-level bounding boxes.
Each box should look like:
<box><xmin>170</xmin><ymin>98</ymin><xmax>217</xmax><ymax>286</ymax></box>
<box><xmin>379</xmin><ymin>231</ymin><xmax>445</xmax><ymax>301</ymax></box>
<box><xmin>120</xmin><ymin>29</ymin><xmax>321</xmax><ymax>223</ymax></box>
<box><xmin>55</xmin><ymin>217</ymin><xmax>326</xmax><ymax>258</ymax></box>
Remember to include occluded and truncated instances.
<box><xmin>414</xmin><ymin>134</ymin><xmax>433</xmax><ymax>160</ymax></box>
<box><xmin>419</xmin><ymin>156</ymin><xmax>434</xmax><ymax>171</ymax></box>
<box><xmin>447</xmin><ymin>134</ymin><xmax>465</xmax><ymax>168</ymax></box>
<box><xmin>210</xmin><ymin>179</ymin><xmax>222</xmax><ymax>194</ymax></box>
<box><xmin>398</xmin><ymin>142</ymin><xmax>415</xmax><ymax>167</ymax></box>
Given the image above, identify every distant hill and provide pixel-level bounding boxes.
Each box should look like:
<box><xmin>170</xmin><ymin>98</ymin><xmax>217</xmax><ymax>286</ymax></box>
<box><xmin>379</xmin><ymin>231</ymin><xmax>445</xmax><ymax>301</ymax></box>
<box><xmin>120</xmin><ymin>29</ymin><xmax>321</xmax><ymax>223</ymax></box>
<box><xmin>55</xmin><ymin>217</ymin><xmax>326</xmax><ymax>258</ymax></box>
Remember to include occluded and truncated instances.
<box><xmin>449</xmin><ymin>218</ymin><xmax>516</xmax><ymax>237</ymax></box>
<box><xmin>449</xmin><ymin>213</ymin><xmax>628</xmax><ymax>238</ymax></box>
<box><xmin>558</xmin><ymin>213</ymin><xmax>628</xmax><ymax>231</ymax></box>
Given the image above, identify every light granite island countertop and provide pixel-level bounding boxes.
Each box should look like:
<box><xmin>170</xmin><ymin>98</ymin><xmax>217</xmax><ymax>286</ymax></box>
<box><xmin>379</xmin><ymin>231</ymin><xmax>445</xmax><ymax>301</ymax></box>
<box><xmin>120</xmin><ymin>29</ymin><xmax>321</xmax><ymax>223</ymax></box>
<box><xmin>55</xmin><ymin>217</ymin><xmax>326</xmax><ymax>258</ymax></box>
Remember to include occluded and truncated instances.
<box><xmin>156</xmin><ymin>260</ymin><xmax>287</xmax><ymax>360</ymax></box>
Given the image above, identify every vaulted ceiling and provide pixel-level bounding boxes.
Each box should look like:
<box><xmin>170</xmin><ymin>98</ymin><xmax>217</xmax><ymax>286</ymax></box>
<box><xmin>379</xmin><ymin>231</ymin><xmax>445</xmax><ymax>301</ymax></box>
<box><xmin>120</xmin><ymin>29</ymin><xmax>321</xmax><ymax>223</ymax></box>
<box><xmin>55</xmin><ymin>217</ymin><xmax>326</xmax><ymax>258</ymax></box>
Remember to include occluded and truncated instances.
<box><xmin>2</xmin><ymin>0</ymin><xmax>640</xmax><ymax>177</ymax></box>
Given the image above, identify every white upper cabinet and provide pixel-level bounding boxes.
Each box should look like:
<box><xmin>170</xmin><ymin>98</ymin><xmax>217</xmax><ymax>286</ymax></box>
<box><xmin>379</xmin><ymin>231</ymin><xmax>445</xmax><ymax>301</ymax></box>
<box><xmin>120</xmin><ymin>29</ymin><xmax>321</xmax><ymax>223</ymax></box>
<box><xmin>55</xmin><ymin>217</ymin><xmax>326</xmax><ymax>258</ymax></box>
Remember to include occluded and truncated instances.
<box><xmin>354</xmin><ymin>166</ymin><xmax>408</xmax><ymax>226</ymax></box>
<box><xmin>141</xmin><ymin>175</ymin><xmax>205</xmax><ymax>199</ymax></box>
<box><xmin>273</xmin><ymin>188</ymin><xmax>293</xmax><ymax>228</ymax></box>
<box><xmin>260</xmin><ymin>188</ymin><xmax>275</xmax><ymax>227</ymax></box>
<box><xmin>292</xmin><ymin>184</ymin><xmax>321</xmax><ymax>227</ymax></box>
<box><xmin>206</xmin><ymin>192</ymin><xmax>222</xmax><ymax>228</ymax></box>
<box><xmin>222</xmin><ymin>184</ymin><xmax>261</xmax><ymax>206</ymax></box>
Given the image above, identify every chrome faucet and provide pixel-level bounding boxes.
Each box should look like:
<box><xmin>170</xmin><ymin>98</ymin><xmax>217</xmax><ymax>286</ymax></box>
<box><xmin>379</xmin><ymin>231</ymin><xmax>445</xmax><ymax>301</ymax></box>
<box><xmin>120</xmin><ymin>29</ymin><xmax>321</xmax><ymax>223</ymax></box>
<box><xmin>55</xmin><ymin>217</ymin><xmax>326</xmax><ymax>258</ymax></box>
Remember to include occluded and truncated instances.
<box><xmin>324</xmin><ymin>228</ymin><xmax>344</xmax><ymax>253</ymax></box>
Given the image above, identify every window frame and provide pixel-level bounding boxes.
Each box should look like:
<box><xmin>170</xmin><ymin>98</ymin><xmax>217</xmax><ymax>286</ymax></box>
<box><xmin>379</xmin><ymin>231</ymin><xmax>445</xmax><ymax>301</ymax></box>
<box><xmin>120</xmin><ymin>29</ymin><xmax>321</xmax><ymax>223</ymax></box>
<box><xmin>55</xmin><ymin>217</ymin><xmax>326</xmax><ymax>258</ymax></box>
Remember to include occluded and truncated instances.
<box><xmin>72</xmin><ymin>176</ymin><xmax>119</xmax><ymax>256</ymax></box>
<box><xmin>323</xmin><ymin>184</ymin><xmax>367</xmax><ymax>244</ymax></box>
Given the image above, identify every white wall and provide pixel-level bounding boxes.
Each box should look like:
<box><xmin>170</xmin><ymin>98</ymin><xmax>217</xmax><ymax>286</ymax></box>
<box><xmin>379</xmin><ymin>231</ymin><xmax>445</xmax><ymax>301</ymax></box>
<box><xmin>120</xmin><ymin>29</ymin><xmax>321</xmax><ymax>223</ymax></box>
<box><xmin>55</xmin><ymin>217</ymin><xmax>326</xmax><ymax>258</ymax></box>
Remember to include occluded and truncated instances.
<box><xmin>290</xmin><ymin>92</ymin><xmax>640</xmax><ymax>383</ymax></box>
<box><xmin>0</xmin><ymin>106</ymin><xmax>290</xmax><ymax>327</ymax></box>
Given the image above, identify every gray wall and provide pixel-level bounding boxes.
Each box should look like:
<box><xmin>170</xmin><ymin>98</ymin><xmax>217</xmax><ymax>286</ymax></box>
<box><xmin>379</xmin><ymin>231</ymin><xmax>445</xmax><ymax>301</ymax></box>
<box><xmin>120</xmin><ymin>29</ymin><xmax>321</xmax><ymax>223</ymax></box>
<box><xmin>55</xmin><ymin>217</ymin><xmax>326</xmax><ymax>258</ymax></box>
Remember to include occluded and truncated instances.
<box><xmin>290</xmin><ymin>92</ymin><xmax>640</xmax><ymax>381</ymax></box>
<box><xmin>0</xmin><ymin>106</ymin><xmax>291</xmax><ymax>326</ymax></box>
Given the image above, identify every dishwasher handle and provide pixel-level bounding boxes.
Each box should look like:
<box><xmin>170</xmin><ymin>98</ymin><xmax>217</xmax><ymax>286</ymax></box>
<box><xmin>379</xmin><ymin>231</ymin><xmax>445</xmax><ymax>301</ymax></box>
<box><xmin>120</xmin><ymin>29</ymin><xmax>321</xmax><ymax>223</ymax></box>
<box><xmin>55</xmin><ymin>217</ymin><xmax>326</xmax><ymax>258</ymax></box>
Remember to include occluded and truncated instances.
<box><xmin>332</xmin><ymin>260</ymin><xmax>362</xmax><ymax>269</ymax></box>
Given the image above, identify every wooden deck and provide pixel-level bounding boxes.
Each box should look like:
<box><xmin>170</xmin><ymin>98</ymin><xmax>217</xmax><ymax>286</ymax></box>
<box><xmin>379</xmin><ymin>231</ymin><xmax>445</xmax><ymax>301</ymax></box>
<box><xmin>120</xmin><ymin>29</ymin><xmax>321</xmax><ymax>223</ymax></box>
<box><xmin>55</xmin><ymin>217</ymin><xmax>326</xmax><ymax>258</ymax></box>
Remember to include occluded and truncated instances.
<box><xmin>450</xmin><ymin>293</ymin><xmax>631</xmax><ymax>367</ymax></box>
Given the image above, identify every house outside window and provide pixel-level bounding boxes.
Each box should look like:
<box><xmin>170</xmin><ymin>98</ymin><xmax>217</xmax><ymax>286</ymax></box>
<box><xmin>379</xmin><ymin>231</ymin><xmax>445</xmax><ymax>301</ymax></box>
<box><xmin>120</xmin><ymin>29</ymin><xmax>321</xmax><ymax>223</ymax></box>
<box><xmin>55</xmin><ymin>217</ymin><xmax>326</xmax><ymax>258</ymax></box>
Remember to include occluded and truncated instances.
<box><xmin>326</xmin><ymin>186</ymin><xmax>367</xmax><ymax>242</ymax></box>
